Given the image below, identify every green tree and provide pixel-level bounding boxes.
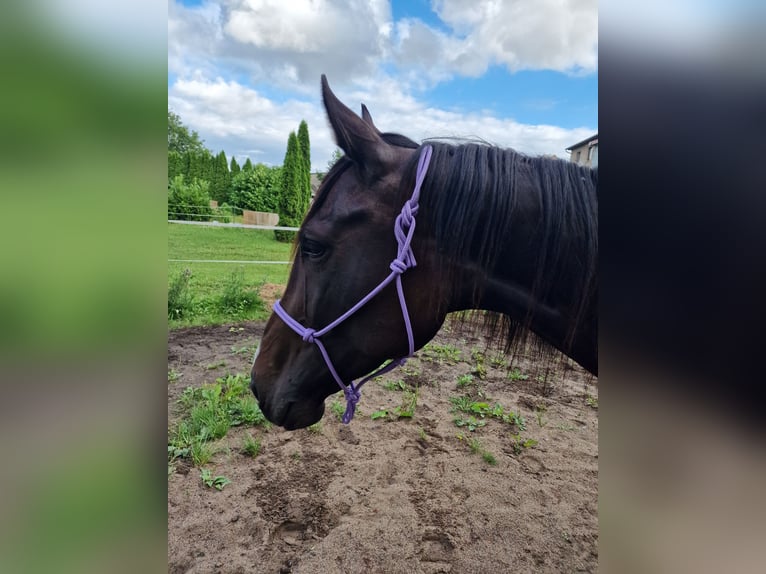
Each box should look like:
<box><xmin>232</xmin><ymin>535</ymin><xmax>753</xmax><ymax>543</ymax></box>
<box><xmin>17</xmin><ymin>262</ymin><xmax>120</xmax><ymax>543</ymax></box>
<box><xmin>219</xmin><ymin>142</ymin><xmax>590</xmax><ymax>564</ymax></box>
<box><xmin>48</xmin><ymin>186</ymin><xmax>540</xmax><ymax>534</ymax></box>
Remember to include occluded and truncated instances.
<box><xmin>297</xmin><ymin>120</ymin><xmax>312</xmax><ymax>208</ymax></box>
<box><xmin>167</xmin><ymin>174</ymin><xmax>213</xmax><ymax>221</ymax></box>
<box><xmin>230</xmin><ymin>156</ymin><xmax>241</xmax><ymax>178</ymax></box>
<box><xmin>242</xmin><ymin>158</ymin><xmax>254</xmax><ymax>172</ymax></box>
<box><xmin>209</xmin><ymin>150</ymin><xmax>230</xmax><ymax>203</ymax></box>
<box><xmin>168</xmin><ymin>110</ymin><xmax>206</xmax><ymax>154</ymax></box>
<box><xmin>229</xmin><ymin>164</ymin><xmax>282</xmax><ymax>212</ymax></box>
<box><xmin>275</xmin><ymin>131</ymin><xmax>304</xmax><ymax>242</ymax></box>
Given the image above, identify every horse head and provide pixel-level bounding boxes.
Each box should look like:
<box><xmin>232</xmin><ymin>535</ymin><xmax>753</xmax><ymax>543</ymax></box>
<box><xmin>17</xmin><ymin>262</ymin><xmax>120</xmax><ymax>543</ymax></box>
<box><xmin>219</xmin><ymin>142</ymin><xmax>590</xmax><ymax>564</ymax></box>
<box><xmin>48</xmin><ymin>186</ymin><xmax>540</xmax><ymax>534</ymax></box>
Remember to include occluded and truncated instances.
<box><xmin>250</xmin><ymin>76</ymin><xmax>448</xmax><ymax>429</ymax></box>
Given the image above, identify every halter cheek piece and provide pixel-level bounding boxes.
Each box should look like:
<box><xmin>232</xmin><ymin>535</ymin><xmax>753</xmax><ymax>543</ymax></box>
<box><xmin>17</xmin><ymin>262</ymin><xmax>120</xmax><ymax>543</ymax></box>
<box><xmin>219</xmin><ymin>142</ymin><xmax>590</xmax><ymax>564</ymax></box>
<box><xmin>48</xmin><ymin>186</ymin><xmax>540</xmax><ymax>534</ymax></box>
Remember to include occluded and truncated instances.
<box><xmin>271</xmin><ymin>145</ymin><xmax>433</xmax><ymax>424</ymax></box>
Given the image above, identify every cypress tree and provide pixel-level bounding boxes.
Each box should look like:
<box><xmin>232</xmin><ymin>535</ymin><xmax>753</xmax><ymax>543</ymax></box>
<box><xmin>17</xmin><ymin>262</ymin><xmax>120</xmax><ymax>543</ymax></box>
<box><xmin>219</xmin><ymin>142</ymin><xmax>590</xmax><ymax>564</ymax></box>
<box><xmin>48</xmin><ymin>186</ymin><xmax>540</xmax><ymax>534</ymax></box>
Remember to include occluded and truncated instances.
<box><xmin>297</xmin><ymin>120</ymin><xmax>312</xmax><ymax>211</ymax></box>
<box><xmin>275</xmin><ymin>131</ymin><xmax>302</xmax><ymax>242</ymax></box>
<box><xmin>212</xmin><ymin>151</ymin><xmax>230</xmax><ymax>203</ymax></box>
<box><xmin>230</xmin><ymin>156</ymin><xmax>241</xmax><ymax>178</ymax></box>
<box><xmin>243</xmin><ymin>158</ymin><xmax>254</xmax><ymax>172</ymax></box>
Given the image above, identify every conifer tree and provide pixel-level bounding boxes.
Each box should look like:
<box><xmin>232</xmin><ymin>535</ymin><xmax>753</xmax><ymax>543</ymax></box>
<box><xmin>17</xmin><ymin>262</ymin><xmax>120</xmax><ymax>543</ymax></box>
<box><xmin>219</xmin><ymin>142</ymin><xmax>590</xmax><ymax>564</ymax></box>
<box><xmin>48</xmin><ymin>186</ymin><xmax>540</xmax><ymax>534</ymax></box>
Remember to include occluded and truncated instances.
<box><xmin>275</xmin><ymin>131</ymin><xmax>303</xmax><ymax>242</ymax></box>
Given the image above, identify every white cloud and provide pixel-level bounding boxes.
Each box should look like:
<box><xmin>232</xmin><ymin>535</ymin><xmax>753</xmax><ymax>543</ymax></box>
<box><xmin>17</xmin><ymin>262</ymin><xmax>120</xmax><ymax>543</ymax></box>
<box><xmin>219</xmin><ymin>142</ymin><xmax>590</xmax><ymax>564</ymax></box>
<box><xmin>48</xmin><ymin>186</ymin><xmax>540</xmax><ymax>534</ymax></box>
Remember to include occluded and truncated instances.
<box><xmin>395</xmin><ymin>0</ymin><xmax>598</xmax><ymax>77</ymax></box>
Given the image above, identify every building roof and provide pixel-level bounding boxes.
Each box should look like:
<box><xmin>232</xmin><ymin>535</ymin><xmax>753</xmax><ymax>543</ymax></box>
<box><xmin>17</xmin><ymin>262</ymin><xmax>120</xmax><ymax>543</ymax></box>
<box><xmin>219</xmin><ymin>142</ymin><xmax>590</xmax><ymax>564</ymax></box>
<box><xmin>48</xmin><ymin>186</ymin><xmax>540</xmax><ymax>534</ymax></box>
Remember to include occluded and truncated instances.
<box><xmin>565</xmin><ymin>133</ymin><xmax>598</xmax><ymax>152</ymax></box>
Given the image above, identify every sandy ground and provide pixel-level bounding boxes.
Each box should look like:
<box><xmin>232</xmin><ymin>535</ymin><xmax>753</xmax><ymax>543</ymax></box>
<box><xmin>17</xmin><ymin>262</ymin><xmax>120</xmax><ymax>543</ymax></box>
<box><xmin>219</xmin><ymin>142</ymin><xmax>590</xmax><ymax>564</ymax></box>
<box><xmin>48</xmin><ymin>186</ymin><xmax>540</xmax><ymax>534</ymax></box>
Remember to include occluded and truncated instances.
<box><xmin>168</xmin><ymin>319</ymin><xmax>598</xmax><ymax>573</ymax></box>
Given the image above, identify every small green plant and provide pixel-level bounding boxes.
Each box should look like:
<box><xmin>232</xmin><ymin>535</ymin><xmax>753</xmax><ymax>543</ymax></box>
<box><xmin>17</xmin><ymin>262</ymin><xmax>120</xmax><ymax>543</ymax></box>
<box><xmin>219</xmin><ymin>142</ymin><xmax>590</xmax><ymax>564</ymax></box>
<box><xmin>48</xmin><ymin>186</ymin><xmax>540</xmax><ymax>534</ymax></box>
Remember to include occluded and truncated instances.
<box><xmin>307</xmin><ymin>422</ymin><xmax>322</xmax><ymax>434</ymax></box>
<box><xmin>206</xmin><ymin>360</ymin><xmax>226</xmax><ymax>370</ymax></box>
<box><xmin>453</xmin><ymin>416</ymin><xmax>486</xmax><ymax>432</ymax></box>
<box><xmin>509</xmin><ymin>434</ymin><xmax>538</xmax><ymax>455</ymax></box>
<box><xmin>231</xmin><ymin>343</ymin><xmax>257</xmax><ymax>356</ymax></box>
<box><xmin>507</xmin><ymin>368</ymin><xmax>529</xmax><ymax>381</ymax></box>
<box><xmin>456</xmin><ymin>373</ymin><xmax>474</xmax><ymax>388</ymax></box>
<box><xmin>216</xmin><ymin>268</ymin><xmax>263</xmax><ymax>316</ymax></box>
<box><xmin>383</xmin><ymin>379</ymin><xmax>407</xmax><ymax>391</ymax></box>
<box><xmin>449</xmin><ymin>396</ymin><xmax>526</xmax><ymax>431</ymax></box>
<box><xmin>585</xmin><ymin>395</ymin><xmax>598</xmax><ymax>409</ymax></box>
<box><xmin>557</xmin><ymin>422</ymin><xmax>575</xmax><ymax>431</ymax></box>
<box><xmin>168</xmin><ymin>368</ymin><xmax>182</xmax><ymax>383</ymax></box>
<box><xmin>169</xmin><ymin>373</ymin><xmax>268</xmax><ymax>467</ymax></box>
<box><xmin>168</xmin><ymin>268</ymin><xmax>194</xmax><ymax>320</ymax></box>
<box><xmin>371</xmin><ymin>409</ymin><xmax>389</xmax><ymax>420</ymax></box>
<box><xmin>290</xmin><ymin>451</ymin><xmax>301</xmax><ymax>461</ymax></box>
<box><xmin>421</xmin><ymin>343</ymin><xmax>461</xmax><ymax>364</ymax></box>
<box><xmin>329</xmin><ymin>399</ymin><xmax>345</xmax><ymax>421</ymax></box>
<box><xmin>242</xmin><ymin>434</ymin><xmax>261</xmax><ymax>458</ymax></box>
<box><xmin>467</xmin><ymin>437</ymin><xmax>483</xmax><ymax>454</ymax></box>
<box><xmin>394</xmin><ymin>389</ymin><xmax>418</xmax><ymax>418</ymax></box>
<box><xmin>470</xmin><ymin>349</ymin><xmax>488</xmax><ymax>379</ymax></box>
<box><xmin>490</xmin><ymin>354</ymin><xmax>508</xmax><ymax>368</ymax></box>
<box><xmin>535</xmin><ymin>405</ymin><xmax>548</xmax><ymax>427</ymax></box>
<box><xmin>200</xmin><ymin>468</ymin><xmax>231</xmax><ymax>491</ymax></box>
<box><xmin>417</xmin><ymin>426</ymin><xmax>428</xmax><ymax>441</ymax></box>
<box><xmin>482</xmin><ymin>451</ymin><xmax>497</xmax><ymax>465</ymax></box>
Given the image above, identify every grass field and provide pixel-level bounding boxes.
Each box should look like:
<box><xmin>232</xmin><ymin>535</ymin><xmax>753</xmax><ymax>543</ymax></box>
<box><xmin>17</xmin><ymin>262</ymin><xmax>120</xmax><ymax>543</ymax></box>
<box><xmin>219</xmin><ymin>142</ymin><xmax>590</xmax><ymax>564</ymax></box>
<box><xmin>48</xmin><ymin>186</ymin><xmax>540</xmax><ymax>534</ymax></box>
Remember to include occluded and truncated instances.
<box><xmin>168</xmin><ymin>223</ymin><xmax>293</xmax><ymax>327</ymax></box>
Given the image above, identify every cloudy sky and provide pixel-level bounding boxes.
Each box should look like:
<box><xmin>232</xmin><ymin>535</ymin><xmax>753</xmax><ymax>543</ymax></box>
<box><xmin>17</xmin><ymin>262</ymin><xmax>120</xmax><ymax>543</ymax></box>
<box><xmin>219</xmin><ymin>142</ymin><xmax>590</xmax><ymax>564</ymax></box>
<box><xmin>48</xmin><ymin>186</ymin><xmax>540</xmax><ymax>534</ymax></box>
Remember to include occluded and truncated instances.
<box><xmin>168</xmin><ymin>0</ymin><xmax>598</xmax><ymax>171</ymax></box>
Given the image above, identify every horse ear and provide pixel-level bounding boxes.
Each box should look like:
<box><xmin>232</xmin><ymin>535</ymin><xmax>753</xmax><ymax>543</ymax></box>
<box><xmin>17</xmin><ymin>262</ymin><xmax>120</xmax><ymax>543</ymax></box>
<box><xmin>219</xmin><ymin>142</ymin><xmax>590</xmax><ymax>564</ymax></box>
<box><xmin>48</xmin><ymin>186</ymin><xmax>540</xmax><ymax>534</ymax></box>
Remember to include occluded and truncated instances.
<box><xmin>321</xmin><ymin>75</ymin><xmax>393</xmax><ymax>179</ymax></box>
<box><xmin>360</xmin><ymin>103</ymin><xmax>381</xmax><ymax>134</ymax></box>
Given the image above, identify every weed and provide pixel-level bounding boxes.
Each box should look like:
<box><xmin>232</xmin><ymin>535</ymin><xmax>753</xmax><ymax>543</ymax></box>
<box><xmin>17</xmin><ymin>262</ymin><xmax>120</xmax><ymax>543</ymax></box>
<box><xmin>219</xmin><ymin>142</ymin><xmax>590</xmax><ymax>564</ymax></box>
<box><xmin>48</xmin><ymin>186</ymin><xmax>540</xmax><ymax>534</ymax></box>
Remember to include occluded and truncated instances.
<box><xmin>290</xmin><ymin>451</ymin><xmax>301</xmax><ymax>461</ymax></box>
<box><xmin>231</xmin><ymin>343</ymin><xmax>257</xmax><ymax>356</ymax></box>
<box><xmin>467</xmin><ymin>437</ymin><xmax>483</xmax><ymax>454</ymax></box>
<box><xmin>168</xmin><ymin>368</ymin><xmax>182</xmax><ymax>383</ymax></box>
<box><xmin>585</xmin><ymin>395</ymin><xmax>598</xmax><ymax>409</ymax></box>
<box><xmin>470</xmin><ymin>349</ymin><xmax>488</xmax><ymax>379</ymax></box>
<box><xmin>242</xmin><ymin>434</ymin><xmax>261</xmax><ymax>458</ymax></box>
<box><xmin>200</xmin><ymin>468</ymin><xmax>231</xmax><ymax>491</ymax></box>
<box><xmin>190</xmin><ymin>439</ymin><xmax>213</xmax><ymax>466</ymax></box>
<box><xmin>490</xmin><ymin>354</ymin><xmax>508</xmax><ymax>369</ymax></box>
<box><xmin>507</xmin><ymin>368</ymin><xmax>529</xmax><ymax>381</ymax></box>
<box><xmin>421</xmin><ymin>343</ymin><xmax>461</xmax><ymax>364</ymax></box>
<box><xmin>169</xmin><ymin>373</ymin><xmax>268</xmax><ymax>467</ymax></box>
<box><xmin>509</xmin><ymin>434</ymin><xmax>538</xmax><ymax>455</ymax></box>
<box><xmin>557</xmin><ymin>422</ymin><xmax>575</xmax><ymax>431</ymax></box>
<box><xmin>216</xmin><ymin>268</ymin><xmax>263</xmax><ymax>316</ymax></box>
<box><xmin>394</xmin><ymin>389</ymin><xmax>418</xmax><ymax>418</ymax></box>
<box><xmin>535</xmin><ymin>405</ymin><xmax>548</xmax><ymax>427</ymax></box>
<box><xmin>456</xmin><ymin>434</ymin><xmax>498</xmax><ymax>465</ymax></box>
<box><xmin>382</xmin><ymin>379</ymin><xmax>406</xmax><ymax>392</ymax></box>
<box><xmin>453</xmin><ymin>416</ymin><xmax>486</xmax><ymax>432</ymax></box>
<box><xmin>482</xmin><ymin>451</ymin><xmax>498</xmax><ymax>465</ymax></box>
<box><xmin>205</xmin><ymin>360</ymin><xmax>226</xmax><ymax>370</ymax></box>
<box><xmin>371</xmin><ymin>409</ymin><xmax>389</xmax><ymax>420</ymax></box>
<box><xmin>329</xmin><ymin>399</ymin><xmax>345</xmax><ymax>421</ymax></box>
<box><xmin>456</xmin><ymin>374</ymin><xmax>474</xmax><ymax>388</ymax></box>
<box><xmin>417</xmin><ymin>426</ymin><xmax>428</xmax><ymax>441</ymax></box>
<box><xmin>449</xmin><ymin>396</ymin><xmax>526</xmax><ymax>431</ymax></box>
<box><xmin>168</xmin><ymin>268</ymin><xmax>194</xmax><ymax>320</ymax></box>
<box><xmin>307</xmin><ymin>422</ymin><xmax>322</xmax><ymax>434</ymax></box>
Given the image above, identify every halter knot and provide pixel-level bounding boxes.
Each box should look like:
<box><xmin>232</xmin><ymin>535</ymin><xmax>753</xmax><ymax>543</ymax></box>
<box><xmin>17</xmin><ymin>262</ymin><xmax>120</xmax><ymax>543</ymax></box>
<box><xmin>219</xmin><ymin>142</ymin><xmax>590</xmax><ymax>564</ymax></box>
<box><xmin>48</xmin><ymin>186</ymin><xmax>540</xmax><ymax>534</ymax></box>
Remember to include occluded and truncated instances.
<box><xmin>301</xmin><ymin>328</ymin><xmax>316</xmax><ymax>344</ymax></box>
<box><xmin>341</xmin><ymin>384</ymin><xmax>362</xmax><ymax>425</ymax></box>
<box><xmin>389</xmin><ymin>259</ymin><xmax>408</xmax><ymax>274</ymax></box>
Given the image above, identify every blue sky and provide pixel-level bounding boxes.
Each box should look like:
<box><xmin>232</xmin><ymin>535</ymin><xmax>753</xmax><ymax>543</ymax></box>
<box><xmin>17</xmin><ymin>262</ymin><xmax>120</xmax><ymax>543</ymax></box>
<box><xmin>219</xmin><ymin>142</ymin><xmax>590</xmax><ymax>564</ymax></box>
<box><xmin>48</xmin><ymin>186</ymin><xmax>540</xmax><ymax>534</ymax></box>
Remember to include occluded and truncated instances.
<box><xmin>169</xmin><ymin>0</ymin><xmax>598</xmax><ymax>170</ymax></box>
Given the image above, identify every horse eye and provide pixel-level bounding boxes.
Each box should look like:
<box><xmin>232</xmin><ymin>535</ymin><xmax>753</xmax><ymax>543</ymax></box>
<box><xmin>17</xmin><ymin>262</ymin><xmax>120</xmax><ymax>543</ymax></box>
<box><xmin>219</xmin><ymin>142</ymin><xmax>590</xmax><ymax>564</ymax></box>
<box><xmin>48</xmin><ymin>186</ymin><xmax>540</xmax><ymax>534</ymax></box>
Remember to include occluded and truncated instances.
<box><xmin>301</xmin><ymin>238</ymin><xmax>326</xmax><ymax>258</ymax></box>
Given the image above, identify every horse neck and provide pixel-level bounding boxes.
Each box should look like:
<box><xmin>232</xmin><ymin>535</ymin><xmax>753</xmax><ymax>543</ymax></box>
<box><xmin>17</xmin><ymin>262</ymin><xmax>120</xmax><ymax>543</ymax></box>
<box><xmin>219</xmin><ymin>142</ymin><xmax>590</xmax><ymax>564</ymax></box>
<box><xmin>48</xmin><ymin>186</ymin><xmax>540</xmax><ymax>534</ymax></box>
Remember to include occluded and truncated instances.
<box><xmin>428</xmin><ymin>152</ymin><xmax>597</xmax><ymax>373</ymax></box>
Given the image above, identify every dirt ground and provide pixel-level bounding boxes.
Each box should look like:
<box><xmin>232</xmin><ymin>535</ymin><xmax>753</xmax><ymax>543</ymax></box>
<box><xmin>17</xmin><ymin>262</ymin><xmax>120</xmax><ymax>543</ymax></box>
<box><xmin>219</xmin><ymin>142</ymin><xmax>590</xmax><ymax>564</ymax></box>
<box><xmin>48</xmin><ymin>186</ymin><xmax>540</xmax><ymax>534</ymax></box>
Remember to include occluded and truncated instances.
<box><xmin>168</xmin><ymin>319</ymin><xmax>598</xmax><ymax>573</ymax></box>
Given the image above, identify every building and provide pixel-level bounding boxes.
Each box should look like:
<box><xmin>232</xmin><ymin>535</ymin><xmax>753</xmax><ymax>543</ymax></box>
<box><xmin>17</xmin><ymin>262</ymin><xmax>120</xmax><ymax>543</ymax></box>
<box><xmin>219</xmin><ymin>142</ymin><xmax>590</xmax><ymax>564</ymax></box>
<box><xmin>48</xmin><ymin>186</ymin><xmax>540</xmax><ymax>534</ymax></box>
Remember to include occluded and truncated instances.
<box><xmin>566</xmin><ymin>134</ymin><xmax>598</xmax><ymax>168</ymax></box>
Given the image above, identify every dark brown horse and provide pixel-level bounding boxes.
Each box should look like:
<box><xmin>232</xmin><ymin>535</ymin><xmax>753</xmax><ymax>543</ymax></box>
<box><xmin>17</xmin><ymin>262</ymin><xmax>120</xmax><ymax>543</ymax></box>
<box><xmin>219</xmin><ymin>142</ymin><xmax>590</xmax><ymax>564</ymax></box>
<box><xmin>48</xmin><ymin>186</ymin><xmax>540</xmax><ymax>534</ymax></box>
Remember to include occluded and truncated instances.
<box><xmin>251</xmin><ymin>75</ymin><xmax>597</xmax><ymax>430</ymax></box>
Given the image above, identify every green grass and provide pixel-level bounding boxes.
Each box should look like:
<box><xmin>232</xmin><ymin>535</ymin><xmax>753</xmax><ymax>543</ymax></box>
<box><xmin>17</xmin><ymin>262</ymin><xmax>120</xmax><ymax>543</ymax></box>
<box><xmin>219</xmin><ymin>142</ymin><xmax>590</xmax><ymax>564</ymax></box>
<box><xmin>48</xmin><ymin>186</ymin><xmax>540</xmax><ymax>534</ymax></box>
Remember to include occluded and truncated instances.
<box><xmin>242</xmin><ymin>434</ymin><xmax>262</xmax><ymax>458</ymax></box>
<box><xmin>168</xmin><ymin>223</ymin><xmax>292</xmax><ymax>327</ymax></box>
<box><xmin>168</xmin><ymin>373</ymin><xmax>269</xmax><ymax>468</ymax></box>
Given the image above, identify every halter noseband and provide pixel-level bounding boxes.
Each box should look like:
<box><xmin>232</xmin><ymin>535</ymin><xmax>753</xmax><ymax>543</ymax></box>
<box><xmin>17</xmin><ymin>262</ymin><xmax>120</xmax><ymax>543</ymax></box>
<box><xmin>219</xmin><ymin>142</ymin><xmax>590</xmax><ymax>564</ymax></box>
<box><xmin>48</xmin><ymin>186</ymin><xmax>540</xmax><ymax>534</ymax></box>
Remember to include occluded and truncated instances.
<box><xmin>271</xmin><ymin>145</ymin><xmax>433</xmax><ymax>424</ymax></box>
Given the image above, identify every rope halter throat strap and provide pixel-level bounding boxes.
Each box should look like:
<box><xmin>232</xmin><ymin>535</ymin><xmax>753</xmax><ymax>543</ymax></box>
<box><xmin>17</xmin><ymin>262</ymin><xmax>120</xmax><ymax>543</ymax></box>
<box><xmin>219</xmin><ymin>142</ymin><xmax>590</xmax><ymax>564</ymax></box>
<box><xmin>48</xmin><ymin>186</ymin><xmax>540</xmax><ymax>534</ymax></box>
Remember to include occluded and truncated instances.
<box><xmin>272</xmin><ymin>145</ymin><xmax>433</xmax><ymax>424</ymax></box>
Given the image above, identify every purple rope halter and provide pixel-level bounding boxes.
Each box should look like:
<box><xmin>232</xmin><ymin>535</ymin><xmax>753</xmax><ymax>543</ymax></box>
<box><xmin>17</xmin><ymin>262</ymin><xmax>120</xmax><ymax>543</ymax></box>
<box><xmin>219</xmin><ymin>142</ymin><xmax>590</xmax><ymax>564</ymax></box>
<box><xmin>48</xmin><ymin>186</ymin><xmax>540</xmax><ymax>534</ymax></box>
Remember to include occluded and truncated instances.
<box><xmin>272</xmin><ymin>145</ymin><xmax>433</xmax><ymax>424</ymax></box>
